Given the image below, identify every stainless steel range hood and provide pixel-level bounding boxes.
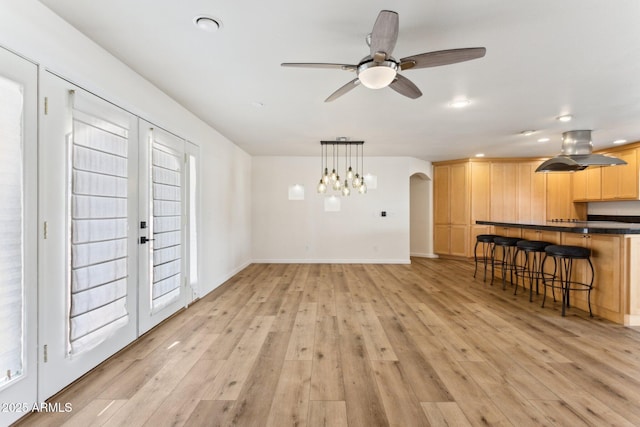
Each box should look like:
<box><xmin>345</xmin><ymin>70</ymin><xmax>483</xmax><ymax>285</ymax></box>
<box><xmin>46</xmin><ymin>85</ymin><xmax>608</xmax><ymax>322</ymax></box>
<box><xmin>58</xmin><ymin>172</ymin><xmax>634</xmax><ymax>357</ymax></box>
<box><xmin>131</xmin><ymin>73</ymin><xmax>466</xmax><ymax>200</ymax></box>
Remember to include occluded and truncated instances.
<box><xmin>535</xmin><ymin>130</ymin><xmax>627</xmax><ymax>172</ymax></box>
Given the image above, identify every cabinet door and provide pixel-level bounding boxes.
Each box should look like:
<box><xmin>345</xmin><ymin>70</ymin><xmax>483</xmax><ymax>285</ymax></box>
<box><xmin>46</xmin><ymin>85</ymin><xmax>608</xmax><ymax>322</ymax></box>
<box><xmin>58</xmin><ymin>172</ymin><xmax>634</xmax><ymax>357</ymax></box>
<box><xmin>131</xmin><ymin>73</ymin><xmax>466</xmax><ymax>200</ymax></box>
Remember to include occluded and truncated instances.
<box><xmin>470</xmin><ymin>162</ymin><xmax>490</xmax><ymax>223</ymax></box>
<box><xmin>586</xmin><ymin>167</ymin><xmax>602</xmax><ymax>200</ymax></box>
<box><xmin>434</xmin><ymin>225</ymin><xmax>450</xmax><ymax>254</ymax></box>
<box><xmin>617</xmin><ymin>149</ymin><xmax>638</xmax><ymax>199</ymax></box>
<box><xmin>601</xmin><ymin>148</ymin><xmax>638</xmax><ymax>200</ymax></box>
<box><xmin>572</xmin><ymin>170</ymin><xmax>588</xmax><ymax>201</ymax></box>
<box><xmin>589</xmin><ymin>235</ymin><xmax>622</xmax><ymax>314</ymax></box>
<box><xmin>601</xmin><ymin>162</ymin><xmax>618</xmax><ymax>200</ymax></box>
<box><xmin>449</xmin><ymin>163</ymin><xmax>469</xmax><ymax>225</ymax></box>
<box><xmin>490</xmin><ymin>163</ymin><xmax>518</xmax><ymax>222</ymax></box>
<box><xmin>434</xmin><ymin>165</ymin><xmax>450</xmax><ymax>224</ymax></box>
<box><xmin>546</xmin><ymin>173</ymin><xmax>573</xmax><ymax>219</ymax></box>
<box><xmin>449</xmin><ymin>225</ymin><xmax>469</xmax><ymax>257</ymax></box>
<box><xmin>518</xmin><ymin>162</ymin><xmax>546</xmax><ymax>222</ymax></box>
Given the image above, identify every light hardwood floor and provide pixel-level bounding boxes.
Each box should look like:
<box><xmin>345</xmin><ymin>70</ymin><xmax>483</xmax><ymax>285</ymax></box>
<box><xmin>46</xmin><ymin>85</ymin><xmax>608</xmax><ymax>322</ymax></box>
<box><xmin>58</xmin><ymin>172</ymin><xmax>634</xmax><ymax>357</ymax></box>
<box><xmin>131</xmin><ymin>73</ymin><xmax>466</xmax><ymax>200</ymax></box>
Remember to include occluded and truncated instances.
<box><xmin>15</xmin><ymin>258</ymin><xmax>640</xmax><ymax>426</ymax></box>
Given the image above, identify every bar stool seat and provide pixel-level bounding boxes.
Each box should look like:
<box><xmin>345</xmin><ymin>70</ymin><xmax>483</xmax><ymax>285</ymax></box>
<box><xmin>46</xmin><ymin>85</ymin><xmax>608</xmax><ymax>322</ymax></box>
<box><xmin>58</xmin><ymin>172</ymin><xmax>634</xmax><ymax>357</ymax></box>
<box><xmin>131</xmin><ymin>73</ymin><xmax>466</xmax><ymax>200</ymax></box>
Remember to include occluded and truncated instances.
<box><xmin>514</xmin><ymin>240</ymin><xmax>552</xmax><ymax>301</ymax></box>
<box><xmin>474</xmin><ymin>234</ymin><xmax>499</xmax><ymax>282</ymax></box>
<box><xmin>493</xmin><ymin>236</ymin><xmax>522</xmax><ymax>289</ymax></box>
<box><xmin>541</xmin><ymin>245</ymin><xmax>594</xmax><ymax>316</ymax></box>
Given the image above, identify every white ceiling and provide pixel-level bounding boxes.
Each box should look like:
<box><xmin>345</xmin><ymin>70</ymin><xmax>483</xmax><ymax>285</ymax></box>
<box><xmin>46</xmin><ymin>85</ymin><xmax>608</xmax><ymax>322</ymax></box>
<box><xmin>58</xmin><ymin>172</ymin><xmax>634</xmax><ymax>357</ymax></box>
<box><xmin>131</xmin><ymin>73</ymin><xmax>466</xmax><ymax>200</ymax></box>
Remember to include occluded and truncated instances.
<box><xmin>38</xmin><ymin>0</ymin><xmax>640</xmax><ymax>161</ymax></box>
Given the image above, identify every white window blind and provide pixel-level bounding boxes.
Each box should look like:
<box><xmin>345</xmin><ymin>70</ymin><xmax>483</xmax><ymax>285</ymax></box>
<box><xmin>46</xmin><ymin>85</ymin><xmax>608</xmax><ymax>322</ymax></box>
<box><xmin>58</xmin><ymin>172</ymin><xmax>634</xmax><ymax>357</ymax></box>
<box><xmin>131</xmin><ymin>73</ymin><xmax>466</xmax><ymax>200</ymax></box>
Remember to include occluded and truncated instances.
<box><xmin>69</xmin><ymin>104</ymin><xmax>130</xmax><ymax>355</ymax></box>
<box><xmin>0</xmin><ymin>75</ymin><xmax>24</xmax><ymax>386</ymax></box>
<box><xmin>150</xmin><ymin>141</ymin><xmax>182</xmax><ymax>312</ymax></box>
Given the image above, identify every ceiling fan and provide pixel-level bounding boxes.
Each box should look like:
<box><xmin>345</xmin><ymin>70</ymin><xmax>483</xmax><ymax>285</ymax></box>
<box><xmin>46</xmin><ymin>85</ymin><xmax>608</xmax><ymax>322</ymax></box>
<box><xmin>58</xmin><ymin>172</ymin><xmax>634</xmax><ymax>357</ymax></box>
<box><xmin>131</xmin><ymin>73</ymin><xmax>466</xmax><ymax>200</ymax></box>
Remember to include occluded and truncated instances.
<box><xmin>281</xmin><ymin>10</ymin><xmax>486</xmax><ymax>102</ymax></box>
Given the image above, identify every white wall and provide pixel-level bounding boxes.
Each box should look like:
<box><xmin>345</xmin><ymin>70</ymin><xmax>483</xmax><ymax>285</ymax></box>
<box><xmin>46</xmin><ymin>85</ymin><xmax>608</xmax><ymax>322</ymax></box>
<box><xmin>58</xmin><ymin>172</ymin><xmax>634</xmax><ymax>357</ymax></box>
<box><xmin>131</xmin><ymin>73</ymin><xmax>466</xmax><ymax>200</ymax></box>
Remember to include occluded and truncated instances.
<box><xmin>252</xmin><ymin>156</ymin><xmax>432</xmax><ymax>263</ymax></box>
<box><xmin>0</xmin><ymin>0</ymin><xmax>252</xmax><ymax>294</ymax></box>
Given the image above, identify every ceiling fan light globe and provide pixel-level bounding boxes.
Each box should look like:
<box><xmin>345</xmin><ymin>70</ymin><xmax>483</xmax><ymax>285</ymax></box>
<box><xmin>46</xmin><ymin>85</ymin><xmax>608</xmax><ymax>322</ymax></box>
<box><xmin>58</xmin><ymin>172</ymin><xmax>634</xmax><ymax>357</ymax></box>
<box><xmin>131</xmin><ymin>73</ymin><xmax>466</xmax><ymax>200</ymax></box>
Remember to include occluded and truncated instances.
<box><xmin>358</xmin><ymin>61</ymin><xmax>398</xmax><ymax>89</ymax></box>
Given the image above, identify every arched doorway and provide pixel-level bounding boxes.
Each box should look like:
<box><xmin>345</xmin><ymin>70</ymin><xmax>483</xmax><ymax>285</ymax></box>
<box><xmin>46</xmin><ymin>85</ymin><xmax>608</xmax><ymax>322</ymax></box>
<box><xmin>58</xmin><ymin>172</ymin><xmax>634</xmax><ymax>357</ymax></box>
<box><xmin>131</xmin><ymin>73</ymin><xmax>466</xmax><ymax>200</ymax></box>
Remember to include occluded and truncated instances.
<box><xmin>410</xmin><ymin>173</ymin><xmax>436</xmax><ymax>258</ymax></box>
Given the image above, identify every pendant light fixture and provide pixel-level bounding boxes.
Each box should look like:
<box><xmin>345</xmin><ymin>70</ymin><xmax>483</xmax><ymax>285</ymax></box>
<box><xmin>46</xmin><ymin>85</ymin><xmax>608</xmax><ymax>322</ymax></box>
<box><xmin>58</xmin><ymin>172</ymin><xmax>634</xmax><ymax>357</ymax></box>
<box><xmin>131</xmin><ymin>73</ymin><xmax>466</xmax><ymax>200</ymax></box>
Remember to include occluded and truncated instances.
<box><xmin>317</xmin><ymin>139</ymin><xmax>366</xmax><ymax>195</ymax></box>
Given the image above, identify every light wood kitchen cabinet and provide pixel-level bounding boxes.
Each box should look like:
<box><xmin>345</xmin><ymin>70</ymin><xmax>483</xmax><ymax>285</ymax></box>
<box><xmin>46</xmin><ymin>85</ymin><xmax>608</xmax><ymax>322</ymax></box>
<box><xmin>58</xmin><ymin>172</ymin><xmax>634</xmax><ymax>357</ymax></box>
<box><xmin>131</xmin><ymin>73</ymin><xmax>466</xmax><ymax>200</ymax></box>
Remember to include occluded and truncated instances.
<box><xmin>434</xmin><ymin>162</ymin><xmax>470</xmax><ymax>256</ymax></box>
<box><xmin>517</xmin><ymin>162</ymin><xmax>546</xmax><ymax>222</ymax></box>
<box><xmin>560</xmin><ymin>233</ymin><xmax>624</xmax><ymax>322</ymax></box>
<box><xmin>546</xmin><ymin>173</ymin><xmax>585</xmax><ymax>220</ymax></box>
<box><xmin>521</xmin><ymin>229</ymin><xmax>560</xmax><ymax>244</ymax></box>
<box><xmin>475</xmin><ymin>160</ymin><xmax>547</xmax><ymax>225</ymax></box>
<box><xmin>434</xmin><ymin>161</ymin><xmax>491</xmax><ymax>257</ymax></box>
<box><xmin>572</xmin><ymin>167</ymin><xmax>602</xmax><ymax>201</ymax></box>
<box><xmin>490</xmin><ymin>162</ymin><xmax>518</xmax><ymax>222</ymax></box>
<box><xmin>601</xmin><ymin>148</ymin><xmax>638</xmax><ymax>200</ymax></box>
<box><xmin>470</xmin><ymin>162</ymin><xmax>491</xmax><ymax>224</ymax></box>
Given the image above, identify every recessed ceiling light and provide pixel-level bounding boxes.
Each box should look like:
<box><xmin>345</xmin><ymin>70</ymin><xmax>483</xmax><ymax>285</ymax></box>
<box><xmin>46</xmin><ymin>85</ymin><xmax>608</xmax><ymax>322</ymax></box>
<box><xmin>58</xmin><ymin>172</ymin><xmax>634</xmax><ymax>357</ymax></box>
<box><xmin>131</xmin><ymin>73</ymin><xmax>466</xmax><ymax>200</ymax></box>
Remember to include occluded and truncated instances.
<box><xmin>475</xmin><ymin>153</ymin><xmax>485</xmax><ymax>157</ymax></box>
<box><xmin>613</xmin><ymin>139</ymin><xmax>627</xmax><ymax>145</ymax></box>
<box><xmin>520</xmin><ymin>130</ymin><xmax>535</xmax><ymax>136</ymax></box>
<box><xmin>449</xmin><ymin>99</ymin><xmax>471</xmax><ymax>108</ymax></box>
<box><xmin>194</xmin><ymin>16</ymin><xmax>221</xmax><ymax>32</ymax></box>
<box><xmin>556</xmin><ymin>114</ymin><xmax>573</xmax><ymax>122</ymax></box>
<box><xmin>538</xmin><ymin>137</ymin><xmax>550</xmax><ymax>142</ymax></box>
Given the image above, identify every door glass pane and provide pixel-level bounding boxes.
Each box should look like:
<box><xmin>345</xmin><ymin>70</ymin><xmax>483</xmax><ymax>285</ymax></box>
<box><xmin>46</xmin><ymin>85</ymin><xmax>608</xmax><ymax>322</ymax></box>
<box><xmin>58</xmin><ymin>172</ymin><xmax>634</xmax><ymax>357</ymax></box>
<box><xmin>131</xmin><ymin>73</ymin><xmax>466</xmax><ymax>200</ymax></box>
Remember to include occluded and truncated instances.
<box><xmin>69</xmin><ymin>107</ymin><xmax>130</xmax><ymax>355</ymax></box>
<box><xmin>150</xmin><ymin>141</ymin><xmax>182</xmax><ymax>312</ymax></box>
<box><xmin>0</xmin><ymin>75</ymin><xmax>24</xmax><ymax>387</ymax></box>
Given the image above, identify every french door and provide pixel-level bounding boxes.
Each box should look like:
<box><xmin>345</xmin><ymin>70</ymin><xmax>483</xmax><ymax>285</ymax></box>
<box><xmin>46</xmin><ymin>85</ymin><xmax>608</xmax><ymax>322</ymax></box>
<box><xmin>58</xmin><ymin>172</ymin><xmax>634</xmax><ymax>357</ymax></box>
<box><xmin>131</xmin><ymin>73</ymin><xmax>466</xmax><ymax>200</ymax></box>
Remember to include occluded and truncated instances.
<box><xmin>0</xmin><ymin>47</ymin><xmax>38</xmax><ymax>426</ymax></box>
<box><xmin>138</xmin><ymin>123</ymin><xmax>189</xmax><ymax>334</ymax></box>
<box><xmin>38</xmin><ymin>73</ymin><xmax>195</xmax><ymax>400</ymax></box>
<box><xmin>38</xmin><ymin>72</ymin><xmax>140</xmax><ymax>400</ymax></box>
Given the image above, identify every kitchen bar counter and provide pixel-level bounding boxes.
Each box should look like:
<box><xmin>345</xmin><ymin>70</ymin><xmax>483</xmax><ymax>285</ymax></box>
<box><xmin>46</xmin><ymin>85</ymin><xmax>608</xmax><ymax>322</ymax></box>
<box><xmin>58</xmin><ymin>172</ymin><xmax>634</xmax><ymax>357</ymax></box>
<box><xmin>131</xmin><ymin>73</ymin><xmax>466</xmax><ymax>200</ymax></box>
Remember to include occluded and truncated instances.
<box><xmin>475</xmin><ymin>219</ymin><xmax>640</xmax><ymax>326</ymax></box>
<box><xmin>476</xmin><ymin>220</ymin><xmax>640</xmax><ymax>234</ymax></box>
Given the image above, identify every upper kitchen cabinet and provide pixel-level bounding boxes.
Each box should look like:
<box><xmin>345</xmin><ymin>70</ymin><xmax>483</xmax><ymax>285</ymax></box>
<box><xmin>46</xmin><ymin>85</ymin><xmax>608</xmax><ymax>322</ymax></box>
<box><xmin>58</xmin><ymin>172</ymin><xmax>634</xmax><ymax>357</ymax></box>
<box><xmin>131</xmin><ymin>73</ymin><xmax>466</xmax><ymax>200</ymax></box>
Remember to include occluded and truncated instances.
<box><xmin>546</xmin><ymin>172</ymin><xmax>586</xmax><ymax>220</ymax></box>
<box><xmin>490</xmin><ymin>162</ymin><xmax>518</xmax><ymax>222</ymax></box>
<box><xmin>517</xmin><ymin>162</ymin><xmax>546</xmax><ymax>223</ymax></box>
<box><xmin>573</xmin><ymin>167</ymin><xmax>602</xmax><ymax>201</ymax></box>
<box><xmin>601</xmin><ymin>148</ymin><xmax>638</xmax><ymax>200</ymax></box>
<box><xmin>490</xmin><ymin>161</ymin><xmax>546</xmax><ymax>223</ymax></box>
<box><xmin>571</xmin><ymin>144</ymin><xmax>639</xmax><ymax>201</ymax></box>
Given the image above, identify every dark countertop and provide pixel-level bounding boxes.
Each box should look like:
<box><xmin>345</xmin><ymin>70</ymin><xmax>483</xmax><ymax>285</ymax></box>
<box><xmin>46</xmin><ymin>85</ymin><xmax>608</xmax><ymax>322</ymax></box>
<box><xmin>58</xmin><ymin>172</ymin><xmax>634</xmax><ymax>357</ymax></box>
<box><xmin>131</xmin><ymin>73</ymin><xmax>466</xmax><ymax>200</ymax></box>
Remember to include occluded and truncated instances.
<box><xmin>476</xmin><ymin>220</ymin><xmax>640</xmax><ymax>235</ymax></box>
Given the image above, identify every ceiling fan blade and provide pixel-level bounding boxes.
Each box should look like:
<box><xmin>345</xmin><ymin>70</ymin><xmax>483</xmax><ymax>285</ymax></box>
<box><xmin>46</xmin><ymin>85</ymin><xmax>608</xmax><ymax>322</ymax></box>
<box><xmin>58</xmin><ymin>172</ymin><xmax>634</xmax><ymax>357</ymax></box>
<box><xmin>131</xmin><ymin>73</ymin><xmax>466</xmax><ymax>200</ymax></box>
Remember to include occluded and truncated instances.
<box><xmin>400</xmin><ymin>47</ymin><xmax>486</xmax><ymax>70</ymax></box>
<box><xmin>325</xmin><ymin>78</ymin><xmax>360</xmax><ymax>102</ymax></box>
<box><xmin>281</xmin><ymin>62</ymin><xmax>357</xmax><ymax>71</ymax></box>
<box><xmin>369</xmin><ymin>10</ymin><xmax>399</xmax><ymax>59</ymax></box>
<box><xmin>389</xmin><ymin>74</ymin><xmax>422</xmax><ymax>99</ymax></box>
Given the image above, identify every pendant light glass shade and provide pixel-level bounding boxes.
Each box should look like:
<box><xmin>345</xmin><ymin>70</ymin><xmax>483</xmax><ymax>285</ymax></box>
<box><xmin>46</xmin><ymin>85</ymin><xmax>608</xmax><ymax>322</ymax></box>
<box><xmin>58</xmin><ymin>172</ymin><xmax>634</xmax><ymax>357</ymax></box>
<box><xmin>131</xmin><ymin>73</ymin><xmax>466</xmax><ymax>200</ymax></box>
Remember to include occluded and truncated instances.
<box><xmin>353</xmin><ymin>174</ymin><xmax>361</xmax><ymax>188</ymax></box>
<box><xmin>318</xmin><ymin>140</ymin><xmax>366</xmax><ymax>197</ymax></box>
<box><xmin>347</xmin><ymin>166</ymin><xmax>354</xmax><ymax>180</ymax></box>
<box><xmin>342</xmin><ymin>181</ymin><xmax>350</xmax><ymax>196</ymax></box>
<box><xmin>317</xmin><ymin>179</ymin><xmax>327</xmax><ymax>194</ymax></box>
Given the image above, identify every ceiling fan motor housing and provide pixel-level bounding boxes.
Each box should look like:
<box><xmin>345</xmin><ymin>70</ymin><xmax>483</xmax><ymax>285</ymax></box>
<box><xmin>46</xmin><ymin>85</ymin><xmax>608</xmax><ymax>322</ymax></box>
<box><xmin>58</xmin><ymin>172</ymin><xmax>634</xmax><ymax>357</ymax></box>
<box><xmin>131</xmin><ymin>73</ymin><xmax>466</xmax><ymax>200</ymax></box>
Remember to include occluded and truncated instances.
<box><xmin>357</xmin><ymin>58</ymin><xmax>398</xmax><ymax>89</ymax></box>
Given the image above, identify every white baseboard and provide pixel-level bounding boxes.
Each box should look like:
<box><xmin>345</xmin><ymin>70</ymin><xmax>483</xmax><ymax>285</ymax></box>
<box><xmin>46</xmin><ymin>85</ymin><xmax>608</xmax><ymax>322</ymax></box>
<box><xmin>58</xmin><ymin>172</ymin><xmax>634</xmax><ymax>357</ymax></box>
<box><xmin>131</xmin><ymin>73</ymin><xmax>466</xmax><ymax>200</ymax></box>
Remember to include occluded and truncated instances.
<box><xmin>199</xmin><ymin>259</ymin><xmax>252</xmax><ymax>297</ymax></box>
<box><xmin>251</xmin><ymin>258</ymin><xmax>411</xmax><ymax>265</ymax></box>
<box><xmin>410</xmin><ymin>252</ymin><xmax>439</xmax><ymax>259</ymax></box>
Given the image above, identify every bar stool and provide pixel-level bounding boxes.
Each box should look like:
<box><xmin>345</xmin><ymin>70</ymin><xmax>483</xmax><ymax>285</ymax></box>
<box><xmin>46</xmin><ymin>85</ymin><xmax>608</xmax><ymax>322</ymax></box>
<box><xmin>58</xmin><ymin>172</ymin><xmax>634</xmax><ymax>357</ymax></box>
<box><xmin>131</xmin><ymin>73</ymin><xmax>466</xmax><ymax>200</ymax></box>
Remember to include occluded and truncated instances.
<box><xmin>492</xmin><ymin>236</ymin><xmax>521</xmax><ymax>289</ymax></box>
<box><xmin>474</xmin><ymin>234</ymin><xmax>499</xmax><ymax>282</ymax></box>
<box><xmin>541</xmin><ymin>245</ymin><xmax>594</xmax><ymax>317</ymax></box>
<box><xmin>514</xmin><ymin>240</ymin><xmax>552</xmax><ymax>301</ymax></box>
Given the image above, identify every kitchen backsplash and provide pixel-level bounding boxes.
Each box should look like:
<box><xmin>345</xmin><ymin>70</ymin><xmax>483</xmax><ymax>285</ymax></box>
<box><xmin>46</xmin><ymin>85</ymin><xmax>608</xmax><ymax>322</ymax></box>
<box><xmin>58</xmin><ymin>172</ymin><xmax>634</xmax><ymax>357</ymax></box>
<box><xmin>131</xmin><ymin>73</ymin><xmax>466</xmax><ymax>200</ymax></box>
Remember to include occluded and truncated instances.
<box><xmin>588</xmin><ymin>201</ymin><xmax>640</xmax><ymax>216</ymax></box>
